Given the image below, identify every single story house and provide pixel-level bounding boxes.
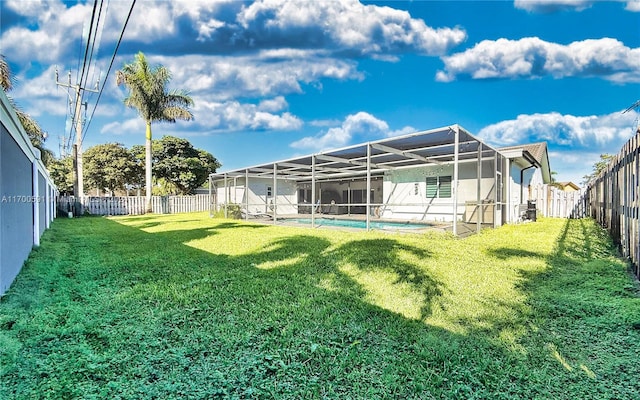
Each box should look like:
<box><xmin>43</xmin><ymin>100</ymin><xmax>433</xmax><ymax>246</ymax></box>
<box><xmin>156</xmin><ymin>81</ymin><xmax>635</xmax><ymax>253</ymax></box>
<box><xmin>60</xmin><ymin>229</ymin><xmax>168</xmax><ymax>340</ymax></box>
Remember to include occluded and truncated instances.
<box><xmin>556</xmin><ymin>181</ymin><xmax>581</xmax><ymax>192</ymax></box>
<box><xmin>209</xmin><ymin>125</ymin><xmax>551</xmax><ymax>235</ymax></box>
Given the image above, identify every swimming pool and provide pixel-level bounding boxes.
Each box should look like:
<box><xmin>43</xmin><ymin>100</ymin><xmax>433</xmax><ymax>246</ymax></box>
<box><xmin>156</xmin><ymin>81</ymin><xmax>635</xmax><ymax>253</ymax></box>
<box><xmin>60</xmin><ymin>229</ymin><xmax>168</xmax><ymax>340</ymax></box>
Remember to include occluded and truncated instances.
<box><xmin>285</xmin><ymin>217</ymin><xmax>433</xmax><ymax>230</ymax></box>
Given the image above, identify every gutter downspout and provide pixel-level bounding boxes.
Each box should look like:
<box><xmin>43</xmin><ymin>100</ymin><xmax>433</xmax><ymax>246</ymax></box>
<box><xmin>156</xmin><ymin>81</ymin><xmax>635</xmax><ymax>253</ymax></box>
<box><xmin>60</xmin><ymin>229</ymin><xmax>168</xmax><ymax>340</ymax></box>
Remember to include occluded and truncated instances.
<box><xmin>520</xmin><ymin>164</ymin><xmax>536</xmax><ymax>204</ymax></box>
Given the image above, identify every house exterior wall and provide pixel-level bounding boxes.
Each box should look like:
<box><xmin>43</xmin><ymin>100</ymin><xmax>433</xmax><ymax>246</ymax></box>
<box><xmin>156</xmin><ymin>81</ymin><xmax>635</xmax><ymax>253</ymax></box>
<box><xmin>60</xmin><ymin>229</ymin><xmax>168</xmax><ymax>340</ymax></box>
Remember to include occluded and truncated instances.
<box><xmin>381</xmin><ymin>160</ymin><xmax>496</xmax><ymax>222</ymax></box>
<box><xmin>1</xmin><ymin>90</ymin><xmax>57</xmax><ymax>297</ymax></box>
<box><xmin>1</xmin><ymin>127</ymin><xmax>34</xmax><ymax>296</ymax></box>
<box><xmin>506</xmin><ymin>162</ymin><xmax>545</xmax><ymax>222</ymax></box>
<box><xmin>215</xmin><ymin>177</ymin><xmax>298</xmax><ymax>215</ymax></box>
<box><xmin>507</xmin><ymin>163</ymin><xmax>524</xmax><ymax>217</ymax></box>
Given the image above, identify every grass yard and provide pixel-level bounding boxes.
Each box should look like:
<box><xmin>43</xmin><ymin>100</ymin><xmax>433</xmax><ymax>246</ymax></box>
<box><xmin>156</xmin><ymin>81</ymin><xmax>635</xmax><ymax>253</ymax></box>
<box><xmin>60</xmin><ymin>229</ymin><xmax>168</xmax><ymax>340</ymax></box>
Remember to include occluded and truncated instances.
<box><xmin>1</xmin><ymin>214</ymin><xmax>639</xmax><ymax>399</ymax></box>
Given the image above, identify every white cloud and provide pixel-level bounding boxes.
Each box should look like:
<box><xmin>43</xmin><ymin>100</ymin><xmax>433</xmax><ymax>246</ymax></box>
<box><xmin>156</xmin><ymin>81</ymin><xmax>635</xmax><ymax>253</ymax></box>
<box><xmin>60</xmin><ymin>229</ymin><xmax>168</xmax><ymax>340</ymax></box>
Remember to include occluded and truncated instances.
<box><xmin>9</xmin><ymin>63</ymin><xmax>124</xmax><ymax>121</ymax></box>
<box><xmin>257</xmin><ymin>96</ymin><xmax>288</xmax><ymax>113</ymax></box>
<box><xmin>10</xmin><ymin>65</ymin><xmax>71</xmax><ymax>117</ymax></box>
<box><xmin>237</xmin><ymin>0</ymin><xmax>466</xmax><ymax>56</ymax></box>
<box><xmin>547</xmin><ymin>150</ymin><xmax>604</xmax><ymax>184</ymax></box>
<box><xmin>386</xmin><ymin>126</ymin><xmax>418</xmax><ymax>138</ymax></box>
<box><xmin>478</xmin><ymin>110</ymin><xmax>639</xmax><ymax>148</ymax></box>
<box><xmin>479</xmin><ymin>110</ymin><xmax>640</xmax><ymax>184</ymax></box>
<box><xmin>514</xmin><ymin>0</ymin><xmax>640</xmax><ymax>13</ymax></box>
<box><xmin>100</xmin><ymin>118</ymin><xmax>145</xmax><ymax>136</ymax></box>
<box><xmin>291</xmin><ymin>112</ymin><xmax>415</xmax><ymax>150</ymax></box>
<box><xmin>1</xmin><ymin>1</ymin><xmax>91</xmax><ymax>63</ymax></box>
<box><xmin>291</xmin><ymin>112</ymin><xmax>387</xmax><ymax>150</ymax></box>
<box><xmin>514</xmin><ymin>0</ymin><xmax>594</xmax><ymax>12</ymax></box>
<box><xmin>437</xmin><ymin>37</ymin><xmax>640</xmax><ymax>83</ymax></box>
<box><xmin>152</xmin><ymin>54</ymin><xmax>362</xmax><ymax>101</ymax></box>
<box><xmin>192</xmin><ymin>99</ymin><xmax>302</xmax><ymax>132</ymax></box>
<box><xmin>626</xmin><ymin>0</ymin><xmax>640</xmax><ymax>11</ymax></box>
<box><xmin>2</xmin><ymin>0</ymin><xmax>465</xmax><ymax>67</ymax></box>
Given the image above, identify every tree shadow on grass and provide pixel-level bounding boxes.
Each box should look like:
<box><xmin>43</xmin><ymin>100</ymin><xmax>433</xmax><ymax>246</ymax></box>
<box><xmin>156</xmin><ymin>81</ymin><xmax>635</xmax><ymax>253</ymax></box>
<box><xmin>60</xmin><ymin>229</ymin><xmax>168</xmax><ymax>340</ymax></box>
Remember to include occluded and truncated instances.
<box><xmin>488</xmin><ymin>247</ymin><xmax>546</xmax><ymax>260</ymax></box>
<box><xmin>111</xmin><ymin>215</ymin><xmax>269</xmax><ymax>232</ymax></box>
<box><xmin>483</xmin><ymin>218</ymin><xmax>640</xmax><ymax>394</ymax></box>
<box><xmin>334</xmin><ymin>239</ymin><xmax>443</xmax><ymax>320</ymax></box>
<box><xmin>7</xmin><ymin>216</ymin><xmax>636</xmax><ymax>398</ymax></box>
<box><xmin>110</xmin><ymin>215</ymin><xmax>206</xmax><ymax>230</ymax></box>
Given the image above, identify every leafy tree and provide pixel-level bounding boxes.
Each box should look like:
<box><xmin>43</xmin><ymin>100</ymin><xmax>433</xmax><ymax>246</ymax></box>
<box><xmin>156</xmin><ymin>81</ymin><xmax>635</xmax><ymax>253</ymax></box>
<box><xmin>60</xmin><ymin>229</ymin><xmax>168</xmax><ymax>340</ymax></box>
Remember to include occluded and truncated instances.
<box><xmin>116</xmin><ymin>52</ymin><xmax>194</xmax><ymax>212</ymax></box>
<box><xmin>151</xmin><ymin>177</ymin><xmax>179</xmax><ymax>196</ymax></box>
<box><xmin>549</xmin><ymin>171</ymin><xmax>562</xmax><ymax>188</ymax></box>
<box><xmin>582</xmin><ymin>154</ymin><xmax>615</xmax><ymax>186</ymax></box>
<box><xmin>1</xmin><ymin>55</ymin><xmax>52</xmax><ymax>165</ymax></box>
<box><xmin>48</xmin><ymin>156</ymin><xmax>74</xmax><ymax>195</ymax></box>
<box><xmin>152</xmin><ymin>136</ymin><xmax>221</xmax><ymax>194</ymax></box>
<box><xmin>83</xmin><ymin>143</ymin><xmax>140</xmax><ymax>195</ymax></box>
<box><xmin>128</xmin><ymin>144</ymin><xmax>146</xmax><ymax>194</ymax></box>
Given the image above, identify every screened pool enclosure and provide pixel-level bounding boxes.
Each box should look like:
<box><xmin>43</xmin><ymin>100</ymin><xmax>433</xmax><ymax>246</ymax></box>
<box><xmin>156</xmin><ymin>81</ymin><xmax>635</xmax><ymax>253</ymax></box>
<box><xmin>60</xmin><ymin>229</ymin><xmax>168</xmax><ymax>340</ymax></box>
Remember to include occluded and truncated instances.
<box><xmin>209</xmin><ymin>125</ymin><xmax>512</xmax><ymax>235</ymax></box>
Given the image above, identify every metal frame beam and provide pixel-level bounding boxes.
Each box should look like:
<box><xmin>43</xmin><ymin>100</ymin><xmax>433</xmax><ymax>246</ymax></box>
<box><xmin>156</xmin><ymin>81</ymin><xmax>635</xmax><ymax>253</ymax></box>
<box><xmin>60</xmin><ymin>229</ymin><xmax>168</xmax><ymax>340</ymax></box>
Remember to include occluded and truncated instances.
<box><xmin>316</xmin><ymin>154</ymin><xmax>389</xmax><ymax>170</ymax></box>
<box><xmin>371</xmin><ymin>143</ymin><xmax>444</xmax><ymax>165</ymax></box>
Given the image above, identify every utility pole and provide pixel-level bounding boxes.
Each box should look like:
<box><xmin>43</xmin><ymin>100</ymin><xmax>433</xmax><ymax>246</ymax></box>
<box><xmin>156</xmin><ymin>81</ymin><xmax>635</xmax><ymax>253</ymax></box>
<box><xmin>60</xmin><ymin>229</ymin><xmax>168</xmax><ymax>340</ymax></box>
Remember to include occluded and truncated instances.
<box><xmin>55</xmin><ymin>69</ymin><xmax>98</xmax><ymax>198</ymax></box>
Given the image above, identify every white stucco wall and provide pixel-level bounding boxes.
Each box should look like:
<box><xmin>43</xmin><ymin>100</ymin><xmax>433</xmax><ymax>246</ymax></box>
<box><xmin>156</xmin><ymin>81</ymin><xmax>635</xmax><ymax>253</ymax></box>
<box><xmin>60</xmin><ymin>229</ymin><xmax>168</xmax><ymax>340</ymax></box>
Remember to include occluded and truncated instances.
<box><xmin>381</xmin><ymin>160</ymin><xmax>496</xmax><ymax>222</ymax></box>
<box><xmin>506</xmin><ymin>161</ymin><xmax>544</xmax><ymax>222</ymax></box>
<box><xmin>215</xmin><ymin>177</ymin><xmax>298</xmax><ymax>215</ymax></box>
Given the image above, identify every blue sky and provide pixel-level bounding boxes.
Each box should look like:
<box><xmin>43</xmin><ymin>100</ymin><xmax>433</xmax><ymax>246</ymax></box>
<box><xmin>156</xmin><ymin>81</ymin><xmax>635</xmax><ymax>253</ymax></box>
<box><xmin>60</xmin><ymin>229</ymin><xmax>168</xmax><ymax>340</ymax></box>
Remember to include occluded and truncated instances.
<box><xmin>2</xmin><ymin>0</ymin><xmax>639</xmax><ymax>185</ymax></box>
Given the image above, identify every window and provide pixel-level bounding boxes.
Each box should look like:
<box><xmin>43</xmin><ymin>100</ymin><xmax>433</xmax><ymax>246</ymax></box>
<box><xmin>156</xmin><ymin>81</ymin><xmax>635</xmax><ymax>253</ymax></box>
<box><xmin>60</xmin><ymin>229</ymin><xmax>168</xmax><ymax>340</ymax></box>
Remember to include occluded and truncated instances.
<box><xmin>346</xmin><ymin>189</ymin><xmax>374</xmax><ymax>204</ymax></box>
<box><xmin>298</xmin><ymin>189</ymin><xmax>311</xmax><ymax>203</ymax></box>
<box><xmin>426</xmin><ymin>176</ymin><xmax>452</xmax><ymax>199</ymax></box>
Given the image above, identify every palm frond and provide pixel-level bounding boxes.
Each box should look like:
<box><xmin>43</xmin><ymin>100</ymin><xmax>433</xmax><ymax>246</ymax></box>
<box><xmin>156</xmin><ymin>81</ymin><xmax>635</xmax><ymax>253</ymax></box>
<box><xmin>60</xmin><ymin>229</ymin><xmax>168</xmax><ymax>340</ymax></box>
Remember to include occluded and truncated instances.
<box><xmin>0</xmin><ymin>55</ymin><xmax>12</xmax><ymax>91</ymax></box>
<box><xmin>161</xmin><ymin>106</ymin><xmax>194</xmax><ymax>123</ymax></box>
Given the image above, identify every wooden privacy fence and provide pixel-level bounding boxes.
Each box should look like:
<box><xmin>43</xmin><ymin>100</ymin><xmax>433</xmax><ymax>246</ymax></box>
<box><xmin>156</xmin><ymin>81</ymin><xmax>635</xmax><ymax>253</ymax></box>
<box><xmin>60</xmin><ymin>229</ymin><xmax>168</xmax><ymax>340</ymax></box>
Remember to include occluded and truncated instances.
<box><xmin>575</xmin><ymin>130</ymin><xmax>639</xmax><ymax>279</ymax></box>
<box><xmin>58</xmin><ymin>194</ymin><xmax>213</xmax><ymax>216</ymax></box>
<box><xmin>530</xmin><ymin>184</ymin><xmax>582</xmax><ymax>218</ymax></box>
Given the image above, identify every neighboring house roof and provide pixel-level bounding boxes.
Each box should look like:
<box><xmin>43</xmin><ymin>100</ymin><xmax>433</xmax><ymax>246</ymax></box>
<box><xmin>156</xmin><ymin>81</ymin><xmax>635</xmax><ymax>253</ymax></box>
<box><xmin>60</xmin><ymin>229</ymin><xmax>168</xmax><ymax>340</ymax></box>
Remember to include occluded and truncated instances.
<box><xmin>557</xmin><ymin>181</ymin><xmax>580</xmax><ymax>191</ymax></box>
<box><xmin>498</xmin><ymin>142</ymin><xmax>552</xmax><ymax>184</ymax></box>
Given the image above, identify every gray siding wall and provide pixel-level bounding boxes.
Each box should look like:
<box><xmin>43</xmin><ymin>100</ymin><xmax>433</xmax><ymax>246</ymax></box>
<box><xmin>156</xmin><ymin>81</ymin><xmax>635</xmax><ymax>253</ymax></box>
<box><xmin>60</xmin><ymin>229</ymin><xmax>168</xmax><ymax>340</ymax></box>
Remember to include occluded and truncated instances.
<box><xmin>1</xmin><ymin>126</ymin><xmax>35</xmax><ymax>295</ymax></box>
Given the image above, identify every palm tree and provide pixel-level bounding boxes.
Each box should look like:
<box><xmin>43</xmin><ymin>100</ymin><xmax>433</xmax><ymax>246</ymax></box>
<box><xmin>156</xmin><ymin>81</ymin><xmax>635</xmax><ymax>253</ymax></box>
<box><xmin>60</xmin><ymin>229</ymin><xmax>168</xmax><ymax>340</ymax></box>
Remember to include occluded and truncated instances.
<box><xmin>1</xmin><ymin>55</ymin><xmax>12</xmax><ymax>91</ymax></box>
<box><xmin>1</xmin><ymin>55</ymin><xmax>53</xmax><ymax>165</ymax></box>
<box><xmin>116</xmin><ymin>52</ymin><xmax>194</xmax><ymax>212</ymax></box>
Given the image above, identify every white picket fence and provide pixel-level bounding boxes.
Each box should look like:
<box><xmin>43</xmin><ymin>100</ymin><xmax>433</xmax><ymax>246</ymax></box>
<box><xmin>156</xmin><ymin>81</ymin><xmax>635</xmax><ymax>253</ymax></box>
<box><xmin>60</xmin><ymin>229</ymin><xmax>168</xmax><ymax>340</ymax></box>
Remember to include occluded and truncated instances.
<box><xmin>58</xmin><ymin>194</ymin><xmax>213</xmax><ymax>216</ymax></box>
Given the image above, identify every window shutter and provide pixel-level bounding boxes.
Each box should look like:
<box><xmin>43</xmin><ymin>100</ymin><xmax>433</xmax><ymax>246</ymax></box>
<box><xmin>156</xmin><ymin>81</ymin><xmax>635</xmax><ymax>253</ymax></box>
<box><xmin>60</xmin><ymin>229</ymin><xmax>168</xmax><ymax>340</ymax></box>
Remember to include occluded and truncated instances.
<box><xmin>426</xmin><ymin>177</ymin><xmax>437</xmax><ymax>198</ymax></box>
<box><xmin>439</xmin><ymin>176</ymin><xmax>452</xmax><ymax>198</ymax></box>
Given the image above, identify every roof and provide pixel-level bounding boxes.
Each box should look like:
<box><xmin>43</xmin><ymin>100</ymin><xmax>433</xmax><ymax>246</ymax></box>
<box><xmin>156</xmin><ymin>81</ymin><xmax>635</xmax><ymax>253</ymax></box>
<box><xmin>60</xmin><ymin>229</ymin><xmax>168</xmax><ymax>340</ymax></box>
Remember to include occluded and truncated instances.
<box><xmin>209</xmin><ymin>125</ymin><xmax>553</xmax><ymax>185</ymax></box>
<box><xmin>499</xmin><ymin>142</ymin><xmax>547</xmax><ymax>166</ymax></box>
<box><xmin>558</xmin><ymin>181</ymin><xmax>580</xmax><ymax>191</ymax></box>
<box><xmin>210</xmin><ymin>125</ymin><xmax>503</xmax><ymax>182</ymax></box>
<box><xmin>498</xmin><ymin>142</ymin><xmax>552</xmax><ymax>184</ymax></box>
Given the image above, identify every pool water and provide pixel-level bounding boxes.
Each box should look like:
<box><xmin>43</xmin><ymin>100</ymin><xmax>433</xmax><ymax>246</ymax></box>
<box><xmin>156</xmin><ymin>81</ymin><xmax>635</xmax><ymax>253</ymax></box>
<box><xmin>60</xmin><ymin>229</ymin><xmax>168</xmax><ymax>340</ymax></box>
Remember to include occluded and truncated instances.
<box><xmin>287</xmin><ymin>217</ymin><xmax>432</xmax><ymax>230</ymax></box>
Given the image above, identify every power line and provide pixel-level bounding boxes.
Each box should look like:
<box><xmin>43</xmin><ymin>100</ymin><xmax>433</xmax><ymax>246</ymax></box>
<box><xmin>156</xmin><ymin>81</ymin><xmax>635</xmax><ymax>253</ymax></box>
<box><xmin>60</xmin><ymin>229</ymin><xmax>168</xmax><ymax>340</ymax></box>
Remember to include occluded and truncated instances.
<box><xmin>82</xmin><ymin>0</ymin><xmax>137</xmax><ymax>143</ymax></box>
<box><xmin>82</xmin><ymin>0</ymin><xmax>105</xmax><ymax>92</ymax></box>
<box><xmin>78</xmin><ymin>0</ymin><xmax>99</xmax><ymax>91</ymax></box>
<box><xmin>623</xmin><ymin>100</ymin><xmax>640</xmax><ymax>114</ymax></box>
<box><xmin>62</xmin><ymin>0</ymin><xmax>101</xmax><ymax>157</ymax></box>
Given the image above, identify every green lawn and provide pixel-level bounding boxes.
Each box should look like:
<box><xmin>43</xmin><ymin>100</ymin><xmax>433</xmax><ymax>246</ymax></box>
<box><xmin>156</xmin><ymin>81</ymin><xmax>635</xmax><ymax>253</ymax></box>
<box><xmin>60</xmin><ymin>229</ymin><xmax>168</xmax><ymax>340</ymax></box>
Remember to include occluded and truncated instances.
<box><xmin>1</xmin><ymin>214</ymin><xmax>639</xmax><ymax>399</ymax></box>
